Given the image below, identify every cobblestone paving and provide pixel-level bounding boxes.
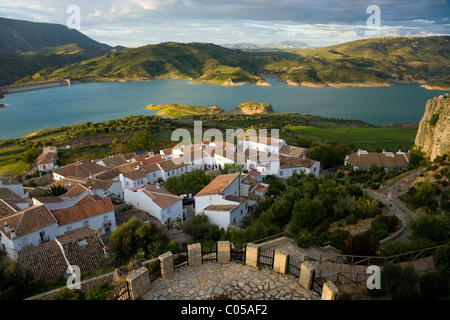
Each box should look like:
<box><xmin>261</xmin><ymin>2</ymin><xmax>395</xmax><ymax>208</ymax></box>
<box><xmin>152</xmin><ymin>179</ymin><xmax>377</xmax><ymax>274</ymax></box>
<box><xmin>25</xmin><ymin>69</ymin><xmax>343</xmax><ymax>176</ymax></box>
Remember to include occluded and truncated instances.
<box><xmin>143</xmin><ymin>262</ymin><xmax>321</xmax><ymax>300</ymax></box>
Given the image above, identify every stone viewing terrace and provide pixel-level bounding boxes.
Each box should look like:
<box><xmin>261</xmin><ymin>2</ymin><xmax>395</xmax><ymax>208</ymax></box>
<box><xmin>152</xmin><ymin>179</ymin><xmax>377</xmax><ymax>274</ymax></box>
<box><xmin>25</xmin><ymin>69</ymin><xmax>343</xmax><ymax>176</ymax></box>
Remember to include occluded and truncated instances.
<box><xmin>118</xmin><ymin>240</ymin><xmax>339</xmax><ymax>301</ymax></box>
<box><xmin>143</xmin><ymin>262</ymin><xmax>319</xmax><ymax>300</ymax></box>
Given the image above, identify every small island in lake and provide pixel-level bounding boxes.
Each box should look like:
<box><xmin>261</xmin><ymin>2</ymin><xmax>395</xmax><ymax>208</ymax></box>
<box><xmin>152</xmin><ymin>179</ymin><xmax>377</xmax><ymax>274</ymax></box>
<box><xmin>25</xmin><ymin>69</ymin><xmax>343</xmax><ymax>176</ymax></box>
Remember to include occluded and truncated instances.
<box><xmin>147</xmin><ymin>101</ymin><xmax>274</xmax><ymax>118</ymax></box>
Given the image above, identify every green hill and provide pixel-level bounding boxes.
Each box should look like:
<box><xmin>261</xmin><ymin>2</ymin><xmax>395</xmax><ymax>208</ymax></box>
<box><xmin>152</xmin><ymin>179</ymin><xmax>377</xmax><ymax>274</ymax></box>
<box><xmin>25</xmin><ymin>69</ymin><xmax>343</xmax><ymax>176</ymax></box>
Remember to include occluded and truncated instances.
<box><xmin>13</xmin><ymin>42</ymin><xmax>268</xmax><ymax>86</ymax></box>
<box><xmin>5</xmin><ymin>33</ymin><xmax>450</xmax><ymax>89</ymax></box>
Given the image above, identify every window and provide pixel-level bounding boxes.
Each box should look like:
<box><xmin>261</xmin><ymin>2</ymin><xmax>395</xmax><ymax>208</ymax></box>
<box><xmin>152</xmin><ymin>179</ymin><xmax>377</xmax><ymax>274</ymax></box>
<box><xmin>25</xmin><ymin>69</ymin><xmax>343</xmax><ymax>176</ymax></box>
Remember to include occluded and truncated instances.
<box><xmin>67</xmin><ymin>226</ymin><xmax>72</xmax><ymax>231</ymax></box>
<box><xmin>280</xmin><ymin>170</ymin><xmax>283</xmax><ymax>176</ymax></box>
<box><xmin>83</xmin><ymin>220</ymin><xmax>89</xmax><ymax>227</ymax></box>
<box><xmin>153</xmin><ymin>172</ymin><xmax>156</xmax><ymax>177</ymax></box>
<box><xmin>167</xmin><ymin>206</ymin><xmax>172</xmax><ymax>214</ymax></box>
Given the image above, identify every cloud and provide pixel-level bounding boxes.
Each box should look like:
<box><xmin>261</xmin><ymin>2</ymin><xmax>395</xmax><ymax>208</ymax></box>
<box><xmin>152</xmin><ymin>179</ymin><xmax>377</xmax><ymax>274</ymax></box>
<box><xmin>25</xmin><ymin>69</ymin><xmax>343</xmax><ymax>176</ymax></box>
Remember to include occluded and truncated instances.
<box><xmin>0</xmin><ymin>0</ymin><xmax>448</xmax><ymax>47</ymax></box>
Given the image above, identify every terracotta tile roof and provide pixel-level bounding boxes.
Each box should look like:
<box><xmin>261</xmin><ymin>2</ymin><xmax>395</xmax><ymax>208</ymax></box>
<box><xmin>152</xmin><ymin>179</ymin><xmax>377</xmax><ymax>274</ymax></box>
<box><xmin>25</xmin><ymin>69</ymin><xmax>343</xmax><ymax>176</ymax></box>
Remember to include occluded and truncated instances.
<box><xmin>141</xmin><ymin>154</ymin><xmax>164</xmax><ymax>165</ymax></box>
<box><xmin>82</xmin><ymin>179</ymin><xmax>117</xmax><ymax>191</ymax></box>
<box><xmin>47</xmin><ymin>177</ymin><xmax>88</xmax><ymax>191</ymax></box>
<box><xmin>279</xmin><ymin>155</ymin><xmax>316</xmax><ymax>169</ymax></box>
<box><xmin>51</xmin><ymin>198</ymin><xmax>113</xmax><ymax>226</ymax></box>
<box><xmin>18</xmin><ymin>226</ymin><xmax>108</xmax><ymax>281</ymax></box>
<box><xmin>141</xmin><ymin>184</ymin><xmax>181</xmax><ymax>209</ymax></box>
<box><xmin>161</xmin><ymin>148</ymin><xmax>173</xmax><ymax>155</ymax></box>
<box><xmin>98</xmin><ymin>154</ymin><xmax>127</xmax><ymax>168</ymax></box>
<box><xmin>64</xmin><ymin>184</ymin><xmax>89</xmax><ymax>199</ymax></box>
<box><xmin>53</xmin><ymin>160</ymin><xmax>107</xmax><ymax>179</ymax></box>
<box><xmin>195</xmin><ymin>173</ymin><xmax>240</xmax><ymax>197</ymax></box>
<box><xmin>279</xmin><ymin>145</ymin><xmax>307</xmax><ymax>158</ymax></box>
<box><xmin>254</xmin><ymin>186</ymin><xmax>268</xmax><ymax>193</ymax></box>
<box><xmin>157</xmin><ymin>159</ymin><xmax>189</xmax><ymax>171</ymax></box>
<box><xmin>37</xmin><ymin>152</ymin><xmax>57</xmax><ymax>165</ymax></box>
<box><xmin>0</xmin><ymin>188</ymin><xmax>23</xmax><ymax>200</ymax></box>
<box><xmin>142</xmin><ymin>163</ymin><xmax>160</xmax><ymax>173</ymax></box>
<box><xmin>43</xmin><ymin>146</ymin><xmax>57</xmax><ymax>152</ymax></box>
<box><xmin>0</xmin><ymin>199</ymin><xmax>18</xmax><ymax>219</ymax></box>
<box><xmin>121</xmin><ymin>168</ymin><xmax>147</xmax><ymax>180</ymax></box>
<box><xmin>0</xmin><ymin>205</ymin><xmax>57</xmax><ymax>240</ymax></box>
<box><xmin>241</xmin><ymin>174</ymin><xmax>260</xmax><ymax>189</ymax></box>
<box><xmin>116</xmin><ymin>161</ymin><xmax>140</xmax><ymax>173</ymax></box>
<box><xmin>17</xmin><ymin>240</ymin><xmax>68</xmax><ymax>281</ymax></box>
<box><xmin>33</xmin><ymin>196</ymin><xmax>65</xmax><ymax>203</ymax></box>
<box><xmin>346</xmin><ymin>151</ymin><xmax>411</xmax><ymax>169</ymax></box>
<box><xmin>247</xmin><ymin>169</ymin><xmax>261</xmax><ymax>177</ymax></box>
<box><xmin>92</xmin><ymin>167</ymin><xmax>121</xmax><ymax>180</ymax></box>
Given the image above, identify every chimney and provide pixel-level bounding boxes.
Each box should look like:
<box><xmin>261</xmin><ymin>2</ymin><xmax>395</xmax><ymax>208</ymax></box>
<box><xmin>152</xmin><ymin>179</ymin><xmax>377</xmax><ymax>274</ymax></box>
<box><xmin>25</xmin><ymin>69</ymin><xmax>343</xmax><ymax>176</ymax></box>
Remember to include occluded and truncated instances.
<box><xmin>4</xmin><ymin>222</ymin><xmax>10</xmax><ymax>234</ymax></box>
<box><xmin>156</xmin><ymin>183</ymin><xmax>161</xmax><ymax>189</ymax></box>
<box><xmin>10</xmin><ymin>228</ymin><xmax>15</xmax><ymax>238</ymax></box>
<box><xmin>88</xmin><ymin>186</ymin><xmax>93</xmax><ymax>195</ymax></box>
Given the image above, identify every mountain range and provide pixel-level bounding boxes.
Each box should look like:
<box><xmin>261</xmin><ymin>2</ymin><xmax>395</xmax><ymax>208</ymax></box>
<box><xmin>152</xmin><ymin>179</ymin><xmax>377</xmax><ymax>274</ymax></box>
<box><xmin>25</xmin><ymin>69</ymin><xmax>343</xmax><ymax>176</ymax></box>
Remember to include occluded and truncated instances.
<box><xmin>0</xmin><ymin>17</ymin><xmax>449</xmax><ymax>90</ymax></box>
<box><xmin>223</xmin><ymin>41</ymin><xmax>310</xmax><ymax>50</ymax></box>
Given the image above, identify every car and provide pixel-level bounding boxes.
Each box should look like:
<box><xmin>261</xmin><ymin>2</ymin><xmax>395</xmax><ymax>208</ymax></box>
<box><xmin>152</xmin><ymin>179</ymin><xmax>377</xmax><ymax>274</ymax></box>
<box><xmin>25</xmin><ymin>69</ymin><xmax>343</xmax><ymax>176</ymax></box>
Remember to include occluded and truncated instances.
<box><xmin>183</xmin><ymin>198</ymin><xmax>195</xmax><ymax>206</ymax></box>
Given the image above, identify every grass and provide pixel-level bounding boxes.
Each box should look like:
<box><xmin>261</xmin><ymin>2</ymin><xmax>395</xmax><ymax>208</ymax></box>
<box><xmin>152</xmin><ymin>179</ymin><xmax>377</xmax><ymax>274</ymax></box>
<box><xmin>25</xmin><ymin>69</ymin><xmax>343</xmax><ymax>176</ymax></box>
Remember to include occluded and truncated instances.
<box><xmin>289</xmin><ymin>125</ymin><xmax>417</xmax><ymax>151</ymax></box>
<box><xmin>0</xmin><ymin>145</ymin><xmax>30</xmax><ymax>176</ymax></box>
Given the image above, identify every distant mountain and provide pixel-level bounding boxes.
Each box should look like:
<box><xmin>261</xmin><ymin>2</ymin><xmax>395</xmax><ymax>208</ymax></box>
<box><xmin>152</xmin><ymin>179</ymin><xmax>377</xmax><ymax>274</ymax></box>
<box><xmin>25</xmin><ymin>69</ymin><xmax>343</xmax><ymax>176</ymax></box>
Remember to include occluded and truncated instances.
<box><xmin>0</xmin><ymin>17</ymin><xmax>127</xmax><ymax>86</ymax></box>
<box><xmin>0</xmin><ymin>17</ymin><xmax>112</xmax><ymax>53</ymax></box>
<box><xmin>224</xmin><ymin>41</ymin><xmax>309</xmax><ymax>51</ymax></box>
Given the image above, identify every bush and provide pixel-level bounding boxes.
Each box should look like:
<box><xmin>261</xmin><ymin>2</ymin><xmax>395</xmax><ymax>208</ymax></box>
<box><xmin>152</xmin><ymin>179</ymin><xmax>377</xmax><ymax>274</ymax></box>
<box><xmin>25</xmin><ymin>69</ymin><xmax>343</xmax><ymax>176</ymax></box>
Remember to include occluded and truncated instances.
<box><xmin>86</xmin><ymin>278</ymin><xmax>113</xmax><ymax>300</ymax></box>
<box><xmin>381</xmin><ymin>264</ymin><xmax>421</xmax><ymax>300</ymax></box>
<box><xmin>433</xmin><ymin>245</ymin><xmax>450</xmax><ymax>276</ymax></box>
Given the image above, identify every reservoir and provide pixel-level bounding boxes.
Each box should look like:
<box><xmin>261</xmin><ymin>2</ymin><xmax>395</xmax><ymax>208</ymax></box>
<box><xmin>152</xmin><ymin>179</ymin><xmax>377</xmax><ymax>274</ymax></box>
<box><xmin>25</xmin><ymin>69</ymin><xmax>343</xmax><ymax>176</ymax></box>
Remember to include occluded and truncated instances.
<box><xmin>0</xmin><ymin>78</ymin><xmax>447</xmax><ymax>140</ymax></box>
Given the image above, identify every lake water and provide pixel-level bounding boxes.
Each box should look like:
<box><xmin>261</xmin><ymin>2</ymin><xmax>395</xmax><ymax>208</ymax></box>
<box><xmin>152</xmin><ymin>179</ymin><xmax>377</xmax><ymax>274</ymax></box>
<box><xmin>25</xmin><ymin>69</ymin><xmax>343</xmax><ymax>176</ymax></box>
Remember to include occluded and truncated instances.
<box><xmin>0</xmin><ymin>78</ymin><xmax>447</xmax><ymax>140</ymax></box>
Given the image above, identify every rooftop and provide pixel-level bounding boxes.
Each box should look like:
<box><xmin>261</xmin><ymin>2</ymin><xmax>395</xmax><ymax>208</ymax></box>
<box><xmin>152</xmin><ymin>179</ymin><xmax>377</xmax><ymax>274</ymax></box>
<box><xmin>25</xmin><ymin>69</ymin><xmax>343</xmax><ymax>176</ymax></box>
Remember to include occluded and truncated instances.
<box><xmin>195</xmin><ymin>173</ymin><xmax>240</xmax><ymax>197</ymax></box>
<box><xmin>140</xmin><ymin>184</ymin><xmax>181</xmax><ymax>209</ymax></box>
<box><xmin>53</xmin><ymin>160</ymin><xmax>107</xmax><ymax>179</ymax></box>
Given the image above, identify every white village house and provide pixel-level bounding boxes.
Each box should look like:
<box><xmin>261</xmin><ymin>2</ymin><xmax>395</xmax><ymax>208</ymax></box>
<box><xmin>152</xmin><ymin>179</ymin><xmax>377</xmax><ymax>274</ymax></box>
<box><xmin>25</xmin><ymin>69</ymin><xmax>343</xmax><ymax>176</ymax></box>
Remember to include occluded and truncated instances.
<box><xmin>123</xmin><ymin>184</ymin><xmax>184</xmax><ymax>224</ymax></box>
<box><xmin>0</xmin><ymin>193</ymin><xmax>116</xmax><ymax>259</ymax></box>
<box><xmin>194</xmin><ymin>172</ymin><xmax>265</xmax><ymax>230</ymax></box>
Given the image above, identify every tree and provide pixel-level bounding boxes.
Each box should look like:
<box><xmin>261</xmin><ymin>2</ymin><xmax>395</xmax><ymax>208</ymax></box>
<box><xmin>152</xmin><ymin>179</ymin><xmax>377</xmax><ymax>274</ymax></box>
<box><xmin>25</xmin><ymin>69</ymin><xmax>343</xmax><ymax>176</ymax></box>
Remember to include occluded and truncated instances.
<box><xmin>109</xmin><ymin>217</ymin><xmax>169</xmax><ymax>265</ymax></box>
<box><xmin>290</xmin><ymin>198</ymin><xmax>326</xmax><ymax>232</ymax></box>
<box><xmin>127</xmin><ymin>130</ymin><xmax>153</xmax><ymax>152</ymax></box>
<box><xmin>220</xmin><ymin>162</ymin><xmax>242</xmax><ymax>174</ymax></box>
<box><xmin>183</xmin><ymin>213</ymin><xmax>222</xmax><ymax>243</ymax></box>
<box><xmin>22</xmin><ymin>148</ymin><xmax>40</xmax><ymax>164</ymax></box>
<box><xmin>0</xmin><ymin>252</ymin><xmax>35</xmax><ymax>300</ymax></box>
<box><xmin>341</xmin><ymin>230</ymin><xmax>378</xmax><ymax>256</ymax></box>
<box><xmin>409</xmin><ymin>214</ymin><xmax>450</xmax><ymax>246</ymax></box>
<box><xmin>163</xmin><ymin>169</ymin><xmax>212</xmax><ymax>196</ymax></box>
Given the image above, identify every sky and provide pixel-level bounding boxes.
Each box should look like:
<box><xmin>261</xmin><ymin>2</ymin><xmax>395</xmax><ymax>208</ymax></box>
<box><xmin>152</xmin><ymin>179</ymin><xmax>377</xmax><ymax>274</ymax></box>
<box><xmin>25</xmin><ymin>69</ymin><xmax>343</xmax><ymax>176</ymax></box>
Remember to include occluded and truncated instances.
<box><xmin>0</xmin><ymin>0</ymin><xmax>449</xmax><ymax>48</ymax></box>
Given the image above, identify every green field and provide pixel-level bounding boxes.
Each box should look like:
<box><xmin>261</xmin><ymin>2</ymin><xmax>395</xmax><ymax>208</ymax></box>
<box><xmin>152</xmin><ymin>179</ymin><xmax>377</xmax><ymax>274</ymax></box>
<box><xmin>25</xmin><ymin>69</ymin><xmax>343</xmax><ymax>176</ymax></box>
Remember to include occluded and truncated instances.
<box><xmin>289</xmin><ymin>125</ymin><xmax>417</xmax><ymax>151</ymax></box>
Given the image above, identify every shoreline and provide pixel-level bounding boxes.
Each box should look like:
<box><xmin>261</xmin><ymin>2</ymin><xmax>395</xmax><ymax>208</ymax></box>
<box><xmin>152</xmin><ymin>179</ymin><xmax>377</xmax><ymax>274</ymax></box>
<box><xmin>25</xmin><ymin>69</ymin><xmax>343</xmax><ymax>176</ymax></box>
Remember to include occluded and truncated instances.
<box><xmin>2</xmin><ymin>77</ymin><xmax>440</xmax><ymax>95</ymax></box>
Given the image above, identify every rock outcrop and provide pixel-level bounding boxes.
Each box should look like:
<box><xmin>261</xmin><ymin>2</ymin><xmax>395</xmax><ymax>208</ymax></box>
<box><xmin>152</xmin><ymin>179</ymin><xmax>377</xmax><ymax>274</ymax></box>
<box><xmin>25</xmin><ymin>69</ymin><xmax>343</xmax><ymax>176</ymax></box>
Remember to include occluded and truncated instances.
<box><xmin>228</xmin><ymin>101</ymin><xmax>274</xmax><ymax>115</ymax></box>
<box><xmin>415</xmin><ymin>93</ymin><xmax>450</xmax><ymax>160</ymax></box>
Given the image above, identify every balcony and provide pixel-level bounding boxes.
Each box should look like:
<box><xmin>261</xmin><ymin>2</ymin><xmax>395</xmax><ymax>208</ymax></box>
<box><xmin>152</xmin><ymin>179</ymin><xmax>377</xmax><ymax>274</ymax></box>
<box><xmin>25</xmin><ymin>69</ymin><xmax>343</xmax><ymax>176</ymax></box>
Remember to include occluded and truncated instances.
<box><xmin>103</xmin><ymin>221</ymin><xmax>112</xmax><ymax>228</ymax></box>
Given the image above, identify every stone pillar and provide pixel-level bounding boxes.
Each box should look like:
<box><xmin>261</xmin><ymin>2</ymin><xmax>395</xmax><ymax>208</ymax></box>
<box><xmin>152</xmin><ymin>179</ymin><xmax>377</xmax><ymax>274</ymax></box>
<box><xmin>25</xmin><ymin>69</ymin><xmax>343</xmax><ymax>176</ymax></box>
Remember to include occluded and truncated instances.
<box><xmin>245</xmin><ymin>243</ymin><xmax>259</xmax><ymax>268</ymax></box>
<box><xmin>188</xmin><ymin>243</ymin><xmax>202</xmax><ymax>268</ymax></box>
<box><xmin>321</xmin><ymin>281</ymin><xmax>339</xmax><ymax>300</ymax></box>
<box><xmin>299</xmin><ymin>261</ymin><xmax>316</xmax><ymax>290</ymax></box>
<box><xmin>159</xmin><ymin>251</ymin><xmax>174</xmax><ymax>279</ymax></box>
<box><xmin>273</xmin><ymin>249</ymin><xmax>289</xmax><ymax>275</ymax></box>
<box><xmin>217</xmin><ymin>241</ymin><xmax>231</xmax><ymax>264</ymax></box>
<box><xmin>126</xmin><ymin>267</ymin><xmax>150</xmax><ymax>300</ymax></box>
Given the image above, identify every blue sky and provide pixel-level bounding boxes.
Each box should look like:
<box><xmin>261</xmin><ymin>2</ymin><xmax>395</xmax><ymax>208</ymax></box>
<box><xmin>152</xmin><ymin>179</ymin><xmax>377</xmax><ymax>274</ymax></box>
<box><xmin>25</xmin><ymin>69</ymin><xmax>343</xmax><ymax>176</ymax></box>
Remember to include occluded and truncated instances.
<box><xmin>0</xmin><ymin>0</ymin><xmax>449</xmax><ymax>47</ymax></box>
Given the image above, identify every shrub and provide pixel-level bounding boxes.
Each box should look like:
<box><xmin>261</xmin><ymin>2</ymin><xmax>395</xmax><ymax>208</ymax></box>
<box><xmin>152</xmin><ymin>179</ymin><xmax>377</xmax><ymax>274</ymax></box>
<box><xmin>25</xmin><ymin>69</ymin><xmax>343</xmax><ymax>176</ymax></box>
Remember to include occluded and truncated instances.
<box><xmin>86</xmin><ymin>278</ymin><xmax>113</xmax><ymax>300</ymax></box>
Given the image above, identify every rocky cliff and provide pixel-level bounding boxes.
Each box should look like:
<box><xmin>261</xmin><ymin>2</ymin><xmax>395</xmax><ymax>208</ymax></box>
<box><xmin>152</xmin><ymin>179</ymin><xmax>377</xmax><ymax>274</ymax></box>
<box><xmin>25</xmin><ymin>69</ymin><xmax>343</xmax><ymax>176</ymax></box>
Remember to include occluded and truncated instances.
<box><xmin>415</xmin><ymin>93</ymin><xmax>450</xmax><ymax>160</ymax></box>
